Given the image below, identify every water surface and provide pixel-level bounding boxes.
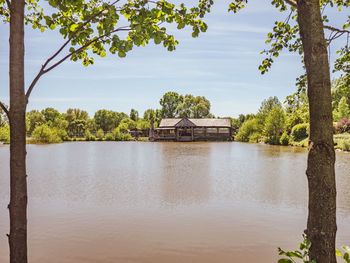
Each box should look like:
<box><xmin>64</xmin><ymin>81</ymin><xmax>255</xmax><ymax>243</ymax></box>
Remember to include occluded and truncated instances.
<box><xmin>0</xmin><ymin>142</ymin><xmax>349</xmax><ymax>262</ymax></box>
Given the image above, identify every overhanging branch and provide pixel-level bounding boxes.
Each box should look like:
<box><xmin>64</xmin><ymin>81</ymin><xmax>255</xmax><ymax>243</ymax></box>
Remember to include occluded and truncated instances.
<box><xmin>25</xmin><ymin>0</ymin><xmax>122</xmax><ymax>102</ymax></box>
<box><xmin>5</xmin><ymin>0</ymin><xmax>10</xmax><ymax>9</ymax></box>
<box><xmin>25</xmin><ymin>26</ymin><xmax>131</xmax><ymax>101</ymax></box>
<box><xmin>324</xmin><ymin>25</ymin><xmax>350</xmax><ymax>34</ymax></box>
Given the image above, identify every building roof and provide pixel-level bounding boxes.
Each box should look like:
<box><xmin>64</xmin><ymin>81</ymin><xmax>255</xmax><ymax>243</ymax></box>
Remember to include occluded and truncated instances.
<box><xmin>158</xmin><ymin>118</ymin><xmax>231</xmax><ymax>128</ymax></box>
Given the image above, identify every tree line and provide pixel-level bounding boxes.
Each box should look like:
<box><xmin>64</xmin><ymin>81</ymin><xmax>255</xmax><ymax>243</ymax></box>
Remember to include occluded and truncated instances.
<box><xmin>233</xmin><ymin>76</ymin><xmax>350</xmax><ymax>151</ymax></box>
<box><xmin>0</xmin><ymin>91</ymin><xmax>213</xmax><ymax>143</ymax></box>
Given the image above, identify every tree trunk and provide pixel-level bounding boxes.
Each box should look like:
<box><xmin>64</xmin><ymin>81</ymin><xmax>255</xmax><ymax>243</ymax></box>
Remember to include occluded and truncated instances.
<box><xmin>8</xmin><ymin>1</ymin><xmax>28</xmax><ymax>263</ymax></box>
<box><xmin>297</xmin><ymin>1</ymin><xmax>337</xmax><ymax>262</ymax></box>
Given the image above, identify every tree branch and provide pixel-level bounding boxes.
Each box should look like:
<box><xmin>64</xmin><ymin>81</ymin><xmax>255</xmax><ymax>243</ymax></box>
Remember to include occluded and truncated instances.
<box><xmin>5</xmin><ymin>0</ymin><xmax>10</xmax><ymax>9</ymax></box>
<box><xmin>0</xmin><ymin>101</ymin><xmax>9</xmax><ymax>119</ymax></box>
<box><xmin>324</xmin><ymin>25</ymin><xmax>350</xmax><ymax>34</ymax></box>
<box><xmin>43</xmin><ymin>27</ymin><xmax>130</xmax><ymax>74</ymax></box>
<box><xmin>25</xmin><ymin>0</ymin><xmax>122</xmax><ymax>102</ymax></box>
<box><xmin>39</xmin><ymin>0</ymin><xmax>122</xmax><ymax>73</ymax></box>
<box><xmin>25</xmin><ymin>26</ymin><xmax>131</xmax><ymax>101</ymax></box>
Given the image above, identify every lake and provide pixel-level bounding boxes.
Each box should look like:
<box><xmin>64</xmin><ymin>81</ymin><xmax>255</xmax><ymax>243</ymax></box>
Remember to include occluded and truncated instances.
<box><xmin>0</xmin><ymin>142</ymin><xmax>349</xmax><ymax>262</ymax></box>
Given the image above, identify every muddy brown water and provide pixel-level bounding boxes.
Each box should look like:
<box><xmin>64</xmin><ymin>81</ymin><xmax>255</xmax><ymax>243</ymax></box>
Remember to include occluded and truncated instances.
<box><xmin>0</xmin><ymin>142</ymin><xmax>349</xmax><ymax>262</ymax></box>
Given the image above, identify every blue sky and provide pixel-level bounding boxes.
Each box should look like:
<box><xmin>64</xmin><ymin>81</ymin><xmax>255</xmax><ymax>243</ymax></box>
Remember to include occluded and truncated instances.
<box><xmin>0</xmin><ymin>0</ymin><xmax>346</xmax><ymax>117</ymax></box>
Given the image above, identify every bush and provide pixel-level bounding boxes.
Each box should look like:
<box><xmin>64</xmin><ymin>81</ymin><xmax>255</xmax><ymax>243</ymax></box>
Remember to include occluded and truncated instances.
<box><xmin>112</xmin><ymin>127</ymin><xmax>133</xmax><ymax>141</ymax></box>
<box><xmin>263</xmin><ymin>105</ymin><xmax>286</xmax><ymax>145</ymax></box>
<box><xmin>32</xmin><ymin>124</ymin><xmax>62</xmax><ymax>144</ymax></box>
<box><xmin>96</xmin><ymin>129</ymin><xmax>105</xmax><ymax>141</ymax></box>
<box><xmin>280</xmin><ymin>131</ymin><xmax>290</xmax><ymax>146</ymax></box>
<box><xmin>334</xmin><ymin>133</ymin><xmax>350</xmax><ymax>151</ymax></box>
<box><xmin>105</xmin><ymin>133</ymin><xmax>115</xmax><ymax>141</ymax></box>
<box><xmin>85</xmin><ymin>130</ymin><xmax>96</xmax><ymax>141</ymax></box>
<box><xmin>335</xmin><ymin>118</ymin><xmax>350</xmax><ymax>134</ymax></box>
<box><xmin>338</xmin><ymin>139</ymin><xmax>350</xmax><ymax>151</ymax></box>
<box><xmin>0</xmin><ymin>125</ymin><xmax>10</xmax><ymax>143</ymax></box>
<box><xmin>291</xmin><ymin>123</ymin><xmax>309</xmax><ymax>142</ymax></box>
<box><xmin>235</xmin><ymin>118</ymin><xmax>261</xmax><ymax>142</ymax></box>
<box><xmin>249</xmin><ymin>132</ymin><xmax>261</xmax><ymax>143</ymax></box>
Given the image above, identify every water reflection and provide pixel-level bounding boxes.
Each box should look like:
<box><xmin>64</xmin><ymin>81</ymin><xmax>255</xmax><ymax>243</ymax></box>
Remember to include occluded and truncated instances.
<box><xmin>0</xmin><ymin>142</ymin><xmax>350</xmax><ymax>263</ymax></box>
<box><xmin>160</xmin><ymin>143</ymin><xmax>211</xmax><ymax>205</ymax></box>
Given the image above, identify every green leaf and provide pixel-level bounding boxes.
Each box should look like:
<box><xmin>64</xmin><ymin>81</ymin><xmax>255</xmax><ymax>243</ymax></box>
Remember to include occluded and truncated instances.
<box><xmin>118</xmin><ymin>51</ymin><xmax>126</xmax><ymax>58</ymax></box>
<box><xmin>69</xmin><ymin>23</ymin><xmax>79</xmax><ymax>32</ymax></box>
<box><xmin>277</xmin><ymin>259</ymin><xmax>293</xmax><ymax>263</ymax></box>
<box><xmin>336</xmin><ymin>249</ymin><xmax>343</xmax><ymax>257</ymax></box>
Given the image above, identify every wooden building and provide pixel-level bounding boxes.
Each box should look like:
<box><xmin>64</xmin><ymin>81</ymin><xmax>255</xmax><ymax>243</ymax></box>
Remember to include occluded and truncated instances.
<box><xmin>152</xmin><ymin>118</ymin><xmax>232</xmax><ymax>142</ymax></box>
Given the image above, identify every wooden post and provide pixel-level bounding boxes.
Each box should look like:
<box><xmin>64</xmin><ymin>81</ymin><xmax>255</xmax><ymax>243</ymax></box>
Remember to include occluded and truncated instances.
<box><xmin>191</xmin><ymin>127</ymin><xmax>194</xmax><ymax>141</ymax></box>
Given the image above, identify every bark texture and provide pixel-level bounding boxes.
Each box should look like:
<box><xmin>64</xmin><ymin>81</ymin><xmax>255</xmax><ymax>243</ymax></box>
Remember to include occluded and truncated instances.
<box><xmin>8</xmin><ymin>1</ymin><xmax>28</xmax><ymax>263</ymax></box>
<box><xmin>297</xmin><ymin>0</ymin><xmax>337</xmax><ymax>262</ymax></box>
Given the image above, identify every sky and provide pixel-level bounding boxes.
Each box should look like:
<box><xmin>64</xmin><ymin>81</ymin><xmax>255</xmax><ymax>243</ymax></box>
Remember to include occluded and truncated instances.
<box><xmin>0</xmin><ymin>0</ymin><xmax>347</xmax><ymax>117</ymax></box>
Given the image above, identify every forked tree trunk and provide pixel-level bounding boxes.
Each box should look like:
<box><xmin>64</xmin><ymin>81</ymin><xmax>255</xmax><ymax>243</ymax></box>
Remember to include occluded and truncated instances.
<box><xmin>8</xmin><ymin>0</ymin><xmax>28</xmax><ymax>263</ymax></box>
<box><xmin>297</xmin><ymin>0</ymin><xmax>337</xmax><ymax>262</ymax></box>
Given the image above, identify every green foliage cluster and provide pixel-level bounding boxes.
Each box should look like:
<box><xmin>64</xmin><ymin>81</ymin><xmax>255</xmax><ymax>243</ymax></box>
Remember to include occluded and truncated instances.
<box><xmin>235</xmin><ymin>96</ymin><xmax>290</xmax><ymax>145</ymax></box>
<box><xmin>278</xmin><ymin>235</ymin><xmax>315</xmax><ymax>263</ymax></box>
<box><xmin>159</xmin><ymin>91</ymin><xmax>213</xmax><ymax>118</ymax></box>
<box><xmin>334</xmin><ymin>133</ymin><xmax>350</xmax><ymax>151</ymax></box>
<box><xmin>291</xmin><ymin>123</ymin><xmax>309</xmax><ymax>142</ymax></box>
<box><xmin>0</xmin><ymin>124</ymin><xmax>10</xmax><ymax>144</ymax></box>
<box><xmin>234</xmin><ymin>77</ymin><xmax>350</xmax><ymax>151</ymax></box>
<box><xmin>278</xmin><ymin>235</ymin><xmax>350</xmax><ymax>263</ymax></box>
<box><xmin>31</xmin><ymin>124</ymin><xmax>63</xmax><ymax>144</ymax></box>
<box><xmin>0</xmin><ymin>107</ymin><xmax>10</xmax><ymax>143</ymax></box>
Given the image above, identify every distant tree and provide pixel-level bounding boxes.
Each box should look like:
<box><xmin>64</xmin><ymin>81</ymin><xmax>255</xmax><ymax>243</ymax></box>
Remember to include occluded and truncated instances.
<box><xmin>31</xmin><ymin>124</ymin><xmax>62</xmax><ymax>144</ymax></box>
<box><xmin>332</xmin><ymin>76</ymin><xmax>350</xmax><ymax>111</ymax></box>
<box><xmin>333</xmin><ymin>97</ymin><xmax>350</xmax><ymax>121</ymax></box>
<box><xmin>130</xmin><ymin>108</ymin><xmax>139</xmax><ymax>121</ymax></box>
<box><xmin>256</xmin><ymin>96</ymin><xmax>281</xmax><ymax>124</ymax></box>
<box><xmin>160</xmin><ymin>91</ymin><xmax>183</xmax><ymax>118</ymax></box>
<box><xmin>0</xmin><ymin>124</ymin><xmax>10</xmax><ymax>143</ymax></box>
<box><xmin>26</xmin><ymin>110</ymin><xmax>45</xmax><ymax>136</ymax></box>
<box><xmin>94</xmin><ymin>109</ymin><xmax>125</xmax><ymax>133</ymax></box>
<box><xmin>41</xmin><ymin>107</ymin><xmax>61</xmax><ymax>124</ymax></box>
<box><xmin>264</xmin><ymin>105</ymin><xmax>286</xmax><ymax>145</ymax></box>
<box><xmin>143</xmin><ymin>109</ymin><xmax>156</xmax><ymax>122</ymax></box>
<box><xmin>176</xmin><ymin>94</ymin><xmax>211</xmax><ymax>118</ymax></box>
<box><xmin>65</xmin><ymin>108</ymin><xmax>89</xmax><ymax>137</ymax></box>
<box><xmin>136</xmin><ymin>119</ymin><xmax>151</xmax><ymax>130</ymax></box>
<box><xmin>119</xmin><ymin>118</ymin><xmax>137</xmax><ymax>130</ymax></box>
<box><xmin>235</xmin><ymin>118</ymin><xmax>261</xmax><ymax>142</ymax></box>
<box><xmin>192</xmin><ymin>96</ymin><xmax>211</xmax><ymax>118</ymax></box>
<box><xmin>285</xmin><ymin>89</ymin><xmax>309</xmax><ymax>133</ymax></box>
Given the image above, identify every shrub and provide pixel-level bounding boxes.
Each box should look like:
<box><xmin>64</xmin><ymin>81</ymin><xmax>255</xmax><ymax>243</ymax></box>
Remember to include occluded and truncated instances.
<box><xmin>249</xmin><ymin>132</ymin><xmax>261</xmax><ymax>143</ymax></box>
<box><xmin>334</xmin><ymin>133</ymin><xmax>350</xmax><ymax>151</ymax></box>
<box><xmin>335</xmin><ymin>118</ymin><xmax>350</xmax><ymax>134</ymax></box>
<box><xmin>96</xmin><ymin>129</ymin><xmax>105</xmax><ymax>141</ymax></box>
<box><xmin>291</xmin><ymin>123</ymin><xmax>309</xmax><ymax>142</ymax></box>
<box><xmin>112</xmin><ymin>127</ymin><xmax>133</xmax><ymax>141</ymax></box>
<box><xmin>0</xmin><ymin>124</ymin><xmax>10</xmax><ymax>143</ymax></box>
<box><xmin>263</xmin><ymin>105</ymin><xmax>286</xmax><ymax>145</ymax></box>
<box><xmin>338</xmin><ymin>139</ymin><xmax>350</xmax><ymax>151</ymax></box>
<box><xmin>280</xmin><ymin>131</ymin><xmax>290</xmax><ymax>146</ymax></box>
<box><xmin>105</xmin><ymin>133</ymin><xmax>115</xmax><ymax>141</ymax></box>
<box><xmin>84</xmin><ymin>130</ymin><xmax>96</xmax><ymax>141</ymax></box>
<box><xmin>278</xmin><ymin>235</ymin><xmax>350</xmax><ymax>263</ymax></box>
<box><xmin>235</xmin><ymin>118</ymin><xmax>261</xmax><ymax>142</ymax></box>
<box><xmin>32</xmin><ymin>124</ymin><xmax>62</xmax><ymax>144</ymax></box>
